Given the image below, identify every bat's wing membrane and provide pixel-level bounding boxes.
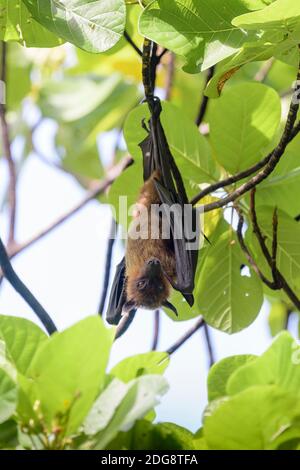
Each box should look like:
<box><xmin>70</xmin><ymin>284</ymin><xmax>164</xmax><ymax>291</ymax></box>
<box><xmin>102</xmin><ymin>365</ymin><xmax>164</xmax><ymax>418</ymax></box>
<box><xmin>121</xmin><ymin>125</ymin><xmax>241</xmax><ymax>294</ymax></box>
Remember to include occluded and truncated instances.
<box><xmin>106</xmin><ymin>257</ymin><xmax>127</xmax><ymax>325</ymax></box>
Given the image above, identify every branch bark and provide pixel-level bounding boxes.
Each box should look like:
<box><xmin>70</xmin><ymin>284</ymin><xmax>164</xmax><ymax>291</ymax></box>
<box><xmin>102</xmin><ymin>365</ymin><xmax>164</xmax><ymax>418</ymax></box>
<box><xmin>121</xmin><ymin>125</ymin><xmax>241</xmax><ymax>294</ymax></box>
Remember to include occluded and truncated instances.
<box><xmin>0</xmin><ymin>235</ymin><xmax>57</xmax><ymax>334</ymax></box>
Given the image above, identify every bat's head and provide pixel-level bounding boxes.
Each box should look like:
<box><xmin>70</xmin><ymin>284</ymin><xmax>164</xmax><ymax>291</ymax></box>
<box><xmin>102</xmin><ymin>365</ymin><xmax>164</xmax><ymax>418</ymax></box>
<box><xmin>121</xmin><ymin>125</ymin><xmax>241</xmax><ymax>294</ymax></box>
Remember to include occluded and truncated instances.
<box><xmin>125</xmin><ymin>258</ymin><xmax>171</xmax><ymax>310</ymax></box>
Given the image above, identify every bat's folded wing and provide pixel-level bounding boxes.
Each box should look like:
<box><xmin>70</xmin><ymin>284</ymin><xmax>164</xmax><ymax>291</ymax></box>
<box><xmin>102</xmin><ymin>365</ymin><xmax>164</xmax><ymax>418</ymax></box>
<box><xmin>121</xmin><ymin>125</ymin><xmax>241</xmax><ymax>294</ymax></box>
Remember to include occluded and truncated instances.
<box><xmin>154</xmin><ymin>179</ymin><xmax>199</xmax><ymax>306</ymax></box>
<box><xmin>106</xmin><ymin>257</ymin><xmax>126</xmax><ymax>325</ymax></box>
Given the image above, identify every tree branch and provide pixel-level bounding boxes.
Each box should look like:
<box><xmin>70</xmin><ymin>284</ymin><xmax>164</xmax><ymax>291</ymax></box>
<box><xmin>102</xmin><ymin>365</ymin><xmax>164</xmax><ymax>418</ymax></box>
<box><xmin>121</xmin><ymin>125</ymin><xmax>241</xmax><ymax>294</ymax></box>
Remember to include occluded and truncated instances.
<box><xmin>203</xmin><ymin>322</ymin><xmax>215</xmax><ymax>367</ymax></box>
<box><xmin>191</xmin><ymin>120</ymin><xmax>300</xmax><ymax>206</ymax></box>
<box><xmin>196</xmin><ymin>66</ymin><xmax>215</xmax><ymax>127</ymax></box>
<box><xmin>198</xmin><ymin>63</ymin><xmax>300</xmax><ymax>213</ymax></box>
<box><xmin>151</xmin><ymin>309</ymin><xmax>160</xmax><ymax>351</ymax></box>
<box><xmin>98</xmin><ymin>217</ymin><xmax>118</xmax><ymax>316</ymax></box>
<box><xmin>166</xmin><ymin>317</ymin><xmax>205</xmax><ymax>355</ymax></box>
<box><xmin>0</xmin><ymin>235</ymin><xmax>57</xmax><ymax>335</ymax></box>
<box><xmin>124</xmin><ymin>30</ymin><xmax>143</xmax><ymax>57</ymax></box>
<box><xmin>0</xmin><ymin>42</ymin><xmax>17</xmax><ymax>248</ymax></box>
<box><xmin>0</xmin><ymin>157</ymin><xmax>133</xmax><ymax>279</ymax></box>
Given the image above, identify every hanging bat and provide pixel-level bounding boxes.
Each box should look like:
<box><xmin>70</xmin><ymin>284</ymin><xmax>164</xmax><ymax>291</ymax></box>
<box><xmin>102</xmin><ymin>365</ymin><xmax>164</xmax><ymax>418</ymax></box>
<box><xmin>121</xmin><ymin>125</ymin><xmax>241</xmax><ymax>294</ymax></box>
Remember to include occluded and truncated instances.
<box><xmin>106</xmin><ymin>98</ymin><xmax>199</xmax><ymax>327</ymax></box>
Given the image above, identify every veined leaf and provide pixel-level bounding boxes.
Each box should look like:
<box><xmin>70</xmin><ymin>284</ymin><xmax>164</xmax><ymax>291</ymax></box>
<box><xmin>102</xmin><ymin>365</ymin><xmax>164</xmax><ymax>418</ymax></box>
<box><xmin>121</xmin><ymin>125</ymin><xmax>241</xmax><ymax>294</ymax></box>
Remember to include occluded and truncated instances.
<box><xmin>209</xmin><ymin>83</ymin><xmax>281</xmax><ymax>173</ymax></box>
<box><xmin>23</xmin><ymin>0</ymin><xmax>126</xmax><ymax>53</ymax></box>
<box><xmin>196</xmin><ymin>225</ymin><xmax>263</xmax><ymax>333</ymax></box>
<box><xmin>139</xmin><ymin>0</ymin><xmax>255</xmax><ymax>72</ymax></box>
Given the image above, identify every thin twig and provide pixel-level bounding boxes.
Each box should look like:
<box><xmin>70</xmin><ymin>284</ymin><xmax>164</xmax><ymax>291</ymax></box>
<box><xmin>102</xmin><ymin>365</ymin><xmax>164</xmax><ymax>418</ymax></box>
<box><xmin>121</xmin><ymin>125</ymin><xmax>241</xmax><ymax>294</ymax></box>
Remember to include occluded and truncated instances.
<box><xmin>98</xmin><ymin>217</ymin><xmax>118</xmax><ymax>316</ymax></box>
<box><xmin>124</xmin><ymin>30</ymin><xmax>143</xmax><ymax>57</ymax></box>
<box><xmin>203</xmin><ymin>322</ymin><xmax>215</xmax><ymax>367</ymax></box>
<box><xmin>0</xmin><ymin>157</ymin><xmax>133</xmax><ymax>279</ymax></box>
<box><xmin>236</xmin><ymin>207</ymin><xmax>278</xmax><ymax>289</ymax></box>
<box><xmin>151</xmin><ymin>309</ymin><xmax>160</xmax><ymax>351</ymax></box>
<box><xmin>0</xmin><ymin>42</ymin><xmax>17</xmax><ymax>248</ymax></box>
<box><xmin>249</xmin><ymin>190</ymin><xmax>300</xmax><ymax>311</ymax></box>
<box><xmin>191</xmin><ymin>121</ymin><xmax>300</xmax><ymax>206</ymax></box>
<box><xmin>199</xmin><ymin>63</ymin><xmax>300</xmax><ymax>213</ymax></box>
<box><xmin>166</xmin><ymin>317</ymin><xmax>205</xmax><ymax>355</ymax></box>
<box><xmin>196</xmin><ymin>66</ymin><xmax>215</xmax><ymax>127</ymax></box>
<box><xmin>0</xmin><ymin>235</ymin><xmax>57</xmax><ymax>334</ymax></box>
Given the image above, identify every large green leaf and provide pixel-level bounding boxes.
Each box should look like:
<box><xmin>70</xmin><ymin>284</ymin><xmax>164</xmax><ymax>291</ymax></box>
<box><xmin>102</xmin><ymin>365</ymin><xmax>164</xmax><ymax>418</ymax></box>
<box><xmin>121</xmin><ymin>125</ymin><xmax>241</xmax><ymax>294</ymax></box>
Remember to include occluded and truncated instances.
<box><xmin>204</xmin><ymin>386</ymin><xmax>300</xmax><ymax>450</ymax></box>
<box><xmin>139</xmin><ymin>0</ymin><xmax>254</xmax><ymax>72</ymax></box>
<box><xmin>0</xmin><ymin>0</ymin><xmax>63</xmax><ymax>46</ymax></box>
<box><xmin>205</xmin><ymin>30</ymin><xmax>295</xmax><ymax>98</ymax></box>
<box><xmin>25</xmin><ymin>316</ymin><xmax>115</xmax><ymax>435</ymax></box>
<box><xmin>232</xmin><ymin>0</ymin><xmax>300</xmax><ymax>31</ymax></box>
<box><xmin>0</xmin><ymin>420</ymin><xmax>18</xmax><ymax>449</ymax></box>
<box><xmin>23</xmin><ymin>0</ymin><xmax>126</xmax><ymax>52</ymax></box>
<box><xmin>106</xmin><ymin>420</ymin><xmax>195</xmax><ymax>450</ymax></box>
<box><xmin>196</xmin><ymin>224</ymin><xmax>263</xmax><ymax>333</ymax></box>
<box><xmin>110</xmin><ymin>352</ymin><xmax>169</xmax><ymax>383</ymax></box>
<box><xmin>227</xmin><ymin>332</ymin><xmax>300</xmax><ymax>396</ymax></box>
<box><xmin>207</xmin><ymin>354</ymin><xmax>257</xmax><ymax>401</ymax></box>
<box><xmin>0</xmin><ymin>316</ymin><xmax>47</xmax><ymax>375</ymax></box>
<box><xmin>209</xmin><ymin>83</ymin><xmax>281</xmax><ymax>173</ymax></box>
<box><xmin>0</xmin><ymin>369</ymin><xmax>17</xmax><ymax>425</ymax></box>
<box><xmin>87</xmin><ymin>375</ymin><xmax>168</xmax><ymax>449</ymax></box>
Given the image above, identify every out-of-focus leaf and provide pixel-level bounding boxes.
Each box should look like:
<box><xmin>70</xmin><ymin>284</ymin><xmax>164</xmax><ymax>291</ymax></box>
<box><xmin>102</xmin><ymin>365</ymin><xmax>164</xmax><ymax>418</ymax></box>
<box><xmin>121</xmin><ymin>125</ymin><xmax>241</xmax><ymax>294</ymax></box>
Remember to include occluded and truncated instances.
<box><xmin>0</xmin><ymin>0</ymin><xmax>63</xmax><ymax>47</ymax></box>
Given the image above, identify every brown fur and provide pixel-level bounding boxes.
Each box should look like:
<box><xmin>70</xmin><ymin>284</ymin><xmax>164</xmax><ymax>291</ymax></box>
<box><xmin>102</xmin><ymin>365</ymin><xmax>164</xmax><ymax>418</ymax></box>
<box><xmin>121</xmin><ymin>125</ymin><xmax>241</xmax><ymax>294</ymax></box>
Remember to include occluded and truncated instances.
<box><xmin>125</xmin><ymin>171</ymin><xmax>176</xmax><ymax>309</ymax></box>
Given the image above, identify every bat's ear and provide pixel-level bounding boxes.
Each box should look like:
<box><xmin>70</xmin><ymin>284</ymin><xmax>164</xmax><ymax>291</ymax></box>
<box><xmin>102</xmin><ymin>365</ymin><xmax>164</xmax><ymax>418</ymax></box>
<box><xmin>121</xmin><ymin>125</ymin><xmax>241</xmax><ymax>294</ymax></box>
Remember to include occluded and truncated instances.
<box><xmin>162</xmin><ymin>300</ymin><xmax>178</xmax><ymax>317</ymax></box>
<box><xmin>123</xmin><ymin>300</ymin><xmax>136</xmax><ymax>313</ymax></box>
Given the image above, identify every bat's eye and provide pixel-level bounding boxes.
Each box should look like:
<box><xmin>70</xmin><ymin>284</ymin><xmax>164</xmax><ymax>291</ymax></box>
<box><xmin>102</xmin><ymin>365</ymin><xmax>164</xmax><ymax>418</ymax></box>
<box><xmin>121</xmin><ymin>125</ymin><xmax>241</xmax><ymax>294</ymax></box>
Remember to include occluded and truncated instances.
<box><xmin>136</xmin><ymin>279</ymin><xmax>147</xmax><ymax>290</ymax></box>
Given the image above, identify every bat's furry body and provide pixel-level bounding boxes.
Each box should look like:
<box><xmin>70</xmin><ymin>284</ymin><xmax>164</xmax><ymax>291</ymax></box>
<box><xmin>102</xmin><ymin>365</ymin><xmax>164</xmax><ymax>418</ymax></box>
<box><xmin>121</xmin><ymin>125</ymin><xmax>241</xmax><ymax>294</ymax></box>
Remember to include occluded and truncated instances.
<box><xmin>106</xmin><ymin>98</ymin><xmax>199</xmax><ymax>326</ymax></box>
<box><xmin>125</xmin><ymin>170</ymin><xmax>176</xmax><ymax>310</ymax></box>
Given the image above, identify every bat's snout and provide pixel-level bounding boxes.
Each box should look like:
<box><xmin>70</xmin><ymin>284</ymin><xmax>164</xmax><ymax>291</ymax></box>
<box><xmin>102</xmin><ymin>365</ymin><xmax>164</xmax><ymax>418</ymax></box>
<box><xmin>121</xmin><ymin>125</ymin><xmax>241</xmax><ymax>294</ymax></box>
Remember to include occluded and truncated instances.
<box><xmin>145</xmin><ymin>258</ymin><xmax>162</xmax><ymax>278</ymax></box>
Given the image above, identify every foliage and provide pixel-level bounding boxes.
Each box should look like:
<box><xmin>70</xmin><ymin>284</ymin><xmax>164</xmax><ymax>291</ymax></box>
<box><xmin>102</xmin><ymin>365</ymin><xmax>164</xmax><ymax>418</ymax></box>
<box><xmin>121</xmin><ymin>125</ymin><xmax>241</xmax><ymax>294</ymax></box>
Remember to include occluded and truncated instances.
<box><xmin>1</xmin><ymin>0</ymin><xmax>300</xmax><ymax>451</ymax></box>
<box><xmin>0</xmin><ymin>315</ymin><xmax>169</xmax><ymax>449</ymax></box>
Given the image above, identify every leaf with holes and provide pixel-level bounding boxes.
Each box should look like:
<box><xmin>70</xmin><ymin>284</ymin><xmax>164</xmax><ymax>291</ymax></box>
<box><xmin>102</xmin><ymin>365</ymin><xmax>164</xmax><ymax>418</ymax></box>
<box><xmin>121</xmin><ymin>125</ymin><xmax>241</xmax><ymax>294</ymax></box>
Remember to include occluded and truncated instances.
<box><xmin>22</xmin><ymin>0</ymin><xmax>126</xmax><ymax>52</ymax></box>
<box><xmin>196</xmin><ymin>225</ymin><xmax>263</xmax><ymax>333</ymax></box>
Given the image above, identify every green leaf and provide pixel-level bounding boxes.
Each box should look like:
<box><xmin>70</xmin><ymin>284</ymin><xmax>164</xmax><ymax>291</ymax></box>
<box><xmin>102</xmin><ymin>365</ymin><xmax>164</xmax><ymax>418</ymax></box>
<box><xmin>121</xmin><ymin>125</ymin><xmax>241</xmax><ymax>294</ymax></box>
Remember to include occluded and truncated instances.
<box><xmin>207</xmin><ymin>355</ymin><xmax>257</xmax><ymax>401</ymax></box>
<box><xmin>227</xmin><ymin>332</ymin><xmax>300</xmax><ymax>396</ymax></box>
<box><xmin>0</xmin><ymin>315</ymin><xmax>47</xmax><ymax>375</ymax></box>
<box><xmin>23</xmin><ymin>0</ymin><xmax>126</xmax><ymax>53</ymax></box>
<box><xmin>255</xmin><ymin>149</ymin><xmax>300</xmax><ymax>218</ymax></box>
<box><xmin>110</xmin><ymin>352</ymin><xmax>169</xmax><ymax>383</ymax></box>
<box><xmin>209</xmin><ymin>83</ymin><xmax>281</xmax><ymax>173</ymax></box>
<box><xmin>139</xmin><ymin>0</ymin><xmax>254</xmax><ymax>72</ymax></box>
<box><xmin>107</xmin><ymin>420</ymin><xmax>195</xmax><ymax>450</ymax></box>
<box><xmin>196</xmin><ymin>225</ymin><xmax>264</xmax><ymax>333</ymax></box>
<box><xmin>0</xmin><ymin>420</ymin><xmax>18</xmax><ymax>449</ymax></box>
<box><xmin>26</xmin><ymin>316</ymin><xmax>115</xmax><ymax>435</ymax></box>
<box><xmin>0</xmin><ymin>369</ymin><xmax>17</xmax><ymax>424</ymax></box>
<box><xmin>205</xmin><ymin>30</ymin><xmax>288</xmax><ymax>98</ymax></box>
<box><xmin>89</xmin><ymin>375</ymin><xmax>168</xmax><ymax>449</ymax></box>
<box><xmin>233</xmin><ymin>0</ymin><xmax>300</xmax><ymax>31</ymax></box>
<box><xmin>0</xmin><ymin>0</ymin><xmax>63</xmax><ymax>46</ymax></box>
<box><xmin>247</xmin><ymin>207</ymin><xmax>300</xmax><ymax>296</ymax></box>
<box><xmin>204</xmin><ymin>385</ymin><xmax>300</xmax><ymax>450</ymax></box>
<box><xmin>268</xmin><ymin>301</ymin><xmax>289</xmax><ymax>337</ymax></box>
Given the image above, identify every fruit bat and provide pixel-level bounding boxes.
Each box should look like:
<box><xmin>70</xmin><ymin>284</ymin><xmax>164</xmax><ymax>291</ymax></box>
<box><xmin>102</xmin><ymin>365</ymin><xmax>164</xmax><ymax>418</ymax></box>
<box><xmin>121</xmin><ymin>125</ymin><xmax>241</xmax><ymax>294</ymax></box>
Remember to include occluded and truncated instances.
<box><xmin>106</xmin><ymin>98</ymin><xmax>199</xmax><ymax>327</ymax></box>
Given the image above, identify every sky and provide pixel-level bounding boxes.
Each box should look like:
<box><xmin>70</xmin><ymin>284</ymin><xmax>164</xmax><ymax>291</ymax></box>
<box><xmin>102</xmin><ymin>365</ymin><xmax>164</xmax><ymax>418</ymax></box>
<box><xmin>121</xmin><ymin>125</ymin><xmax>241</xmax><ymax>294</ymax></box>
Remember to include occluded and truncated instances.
<box><xmin>0</xmin><ymin>108</ymin><xmax>297</xmax><ymax>433</ymax></box>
